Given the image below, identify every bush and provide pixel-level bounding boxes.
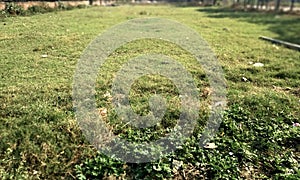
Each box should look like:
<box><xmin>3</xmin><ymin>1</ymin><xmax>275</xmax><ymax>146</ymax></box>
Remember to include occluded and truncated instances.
<box><xmin>57</xmin><ymin>1</ymin><xmax>67</xmax><ymax>10</ymax></box>
<box><xmin>57</xmin><ymin>2</ymin><xmax>75</xmax><ymax>11</ymax></box>
<box><xmin>76</xmin><ymin>4</ymin><xmax>87</xmax><ymax>9</ymax></box>
<box><xmin>4</xmin><ymin>2</ymin><xmax>25</xmax><ymax>16</ymax></box>
<box><xmin>1</xmin><ymin>2</ymin><xmax>89</xmax><ymax>17</ymax></box>
<box><xmin>27</xmin><ymin>5</ymin><xmax>53</xmax><ymax>14</ymax></box>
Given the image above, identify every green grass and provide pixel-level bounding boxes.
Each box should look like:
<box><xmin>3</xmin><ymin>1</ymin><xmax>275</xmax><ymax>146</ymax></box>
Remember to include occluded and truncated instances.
<box><xmin>0</xmin><ymin>5</ymin><xmax>299</xmax><ymax>179</ymax></box>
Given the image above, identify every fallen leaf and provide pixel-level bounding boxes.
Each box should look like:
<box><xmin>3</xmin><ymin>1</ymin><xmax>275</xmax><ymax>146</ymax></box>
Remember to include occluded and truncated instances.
<box><xmin>204</xmin><ymin>143</ymin><xmax>217</xmax><ymax>149</ymax></box>
<box><xmin>273</xmin><ymin>44</ymin><xmax>279</xmax><ymax>49</ymax></box>
<box><xmin>103</xmin><ymin>91</ymin><xmax>112</xmax><ymax>102</ymax></box>
<box><xmin>253</xmin><ymin>62</ymin><xmax>264</xmax><ymax>67</ymax></box>
<box><xmin>172</xmin><ymin>159</ymin><xmax>183</xmax><ymax>171</ymax></box>
<box><xmin>201</xmin><ymin>87</ymin><xmax>212</xmax><ymax>97</ymax></box>
<box><xmin>292</xmin><ymin>122</ymin><xmax>300</xmax><ymax>127</ymax></box>
<box><xmin>99</xmin><ymin>107</ymin><xmax>108</xmax><ymax>117</ymax></box>
<box><xmin>214</xmin><ymin>101</ymin><xmax>226</xmax><ymax>107</ymax></box>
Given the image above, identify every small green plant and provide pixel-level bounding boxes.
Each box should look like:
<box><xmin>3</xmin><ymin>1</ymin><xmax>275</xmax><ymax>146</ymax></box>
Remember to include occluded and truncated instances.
<box><xmin>75</xmin><ymin>153</ymin><xmax>125</xmax><ymax>179</ymax></box>
<box><xmin>128</xmin><ymin>160</ymin><xmax>173</xmax><ymax>179</ymax></box>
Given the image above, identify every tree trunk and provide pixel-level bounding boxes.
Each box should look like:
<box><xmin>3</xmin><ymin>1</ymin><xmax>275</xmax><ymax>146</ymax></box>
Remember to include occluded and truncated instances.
<box><xmin>290</xmin><ymin>0</ymin><xmax>295</xmax><ymax>11</ymax></box>
<box><xmin>275</xmin><ymin>0</ymin><xmax>281</xmax><ymax>11</ymax></box>
<box><xmin>251</xmin><ymin>0</ymin><xmax>255</xmax><ymax>8</ymax></box>
<box><xmin>265</xmin><ymin>0</ymin><xmax>269</xmax><ymax>9</ymax></box>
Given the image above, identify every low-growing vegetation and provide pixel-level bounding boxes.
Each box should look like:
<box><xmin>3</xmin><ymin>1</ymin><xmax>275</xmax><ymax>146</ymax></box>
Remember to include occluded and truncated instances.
<box><xmin>0</xmin><ymin>5</ymin><xmax>299</xmax><ymax>179</ymax></box>
<box><xmin>0</xmin><ymin>1</ymin><xmax>88</xmax><ymax>17</ymax></box>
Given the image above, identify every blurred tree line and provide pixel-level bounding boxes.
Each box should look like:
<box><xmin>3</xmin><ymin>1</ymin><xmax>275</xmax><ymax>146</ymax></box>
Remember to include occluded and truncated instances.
<box><xmin>231</xmin><ymin>0</ymin><xmax>298</xmax><ymax>11</ymax></box>
<box><xmin>1</xmin><ymin>0</ymin><xmax>298</xmax><ymax>11</ymax></box>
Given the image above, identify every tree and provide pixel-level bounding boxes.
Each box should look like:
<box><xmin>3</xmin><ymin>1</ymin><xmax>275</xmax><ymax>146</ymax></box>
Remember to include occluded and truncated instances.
<box><xmin>243</xmin><ymin>0</ymin><xmax>247</xmax><ymax>10</ymax></box>
<box><xmin>290</xmin><ymin>0</ymin><xmax>295</xmax><ymax>11</ymax></box>
<box><xmin>265</xmin><ymin>0</ymin><xmax>270</xmax><ymax>10</ymax></box>
<box><xmin>256</xmin><ymin>0</ymin><xmax>260</xmax><ymax>9</ymax></box>
<box><xmin>275</xmin><ymin>0</ymin><xmax>281</xmax><ymax>11</ymax></box>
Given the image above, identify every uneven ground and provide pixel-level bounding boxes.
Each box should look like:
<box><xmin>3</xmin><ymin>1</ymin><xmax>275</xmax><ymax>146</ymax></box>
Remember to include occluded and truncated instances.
<box><xmin>0</xmin><ymin>5</ymin><xmax>299</xmax><ymax>179</ymax></box>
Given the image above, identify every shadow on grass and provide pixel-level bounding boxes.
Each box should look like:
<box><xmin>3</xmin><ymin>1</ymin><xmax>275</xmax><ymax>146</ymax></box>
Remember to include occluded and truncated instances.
<box><xmin>197</xmin><ymin>8</ymin><xmax>300</xmax><ymax>44</ymax></box>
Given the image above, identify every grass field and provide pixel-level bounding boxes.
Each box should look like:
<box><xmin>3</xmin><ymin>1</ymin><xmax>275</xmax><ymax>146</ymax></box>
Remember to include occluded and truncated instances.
<box><xmin>0</xmin><ymin>5</ymin><xmax>299</xmax><ymax>179</ymax></box>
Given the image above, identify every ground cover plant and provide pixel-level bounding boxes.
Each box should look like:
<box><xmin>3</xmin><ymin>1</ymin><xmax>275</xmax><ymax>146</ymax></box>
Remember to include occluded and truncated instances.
<box><xmin>0</xmin><ymin>5</ymin><xmax>299</xmax><ymax>179</ymax></box>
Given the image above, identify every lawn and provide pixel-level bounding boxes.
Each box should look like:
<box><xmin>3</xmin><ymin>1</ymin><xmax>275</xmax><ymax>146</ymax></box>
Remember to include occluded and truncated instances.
<box><xmin>0</xmin><ymin>5</ymin><xmax>299</xmax><ymax>179</ymax></box>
